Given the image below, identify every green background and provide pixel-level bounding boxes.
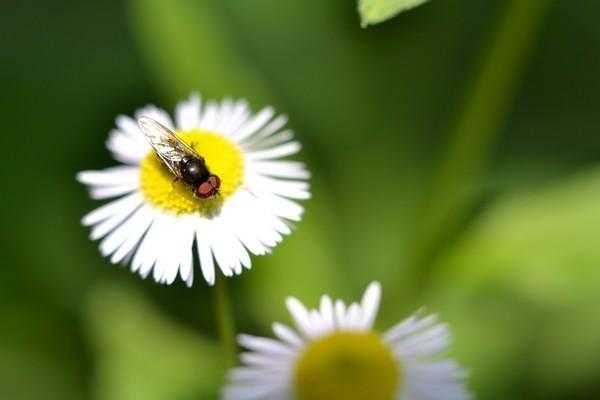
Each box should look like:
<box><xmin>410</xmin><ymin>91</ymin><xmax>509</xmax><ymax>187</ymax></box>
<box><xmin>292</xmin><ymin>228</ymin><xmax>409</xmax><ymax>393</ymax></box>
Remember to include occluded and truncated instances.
<box><xmin>2</xmin><ymin>0</ymin><xmax>600</xmax><ymax>398</ymax></box>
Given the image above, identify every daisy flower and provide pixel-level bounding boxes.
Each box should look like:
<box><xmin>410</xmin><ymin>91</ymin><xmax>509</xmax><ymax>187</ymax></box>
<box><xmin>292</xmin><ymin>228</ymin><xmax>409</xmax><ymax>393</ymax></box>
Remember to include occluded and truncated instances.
<box><xmin>77</xmin><ymin>93</ymin><xmax>310</xmax><ymax>286</ymax></box>
<box><xmin>224</xmin><ymin>282</ymin><xmax>471</xmax><ymax>400</ymax></box>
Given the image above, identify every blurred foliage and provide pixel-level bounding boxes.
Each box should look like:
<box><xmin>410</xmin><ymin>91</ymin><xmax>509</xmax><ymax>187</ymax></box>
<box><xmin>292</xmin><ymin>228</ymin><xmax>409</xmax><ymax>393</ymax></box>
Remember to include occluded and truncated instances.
<box><xmin>128</xmin><ymin>0</ymin><xmax>273</xmax><ymax>104</ymax></box>
<box><xmin>358</xmin><ymin>0</ymin><xmax>430</xmax><ymax>27</ymax></box>
<box><xmin>432</xmin><ymin>167</ymin><xmax>600</xmax><ymax>306</ymax></box>
<box><xmin>428</xmin><ymin>167</ymin><xmax>600</xmax><ymax>397</ymax></box>
<box><xmin>87</xmin><ymin>282</ymin><xmax>222</xmax><ymax>400</ymax></box>
<box><xmin>3</xmin><ymin>0</ymin><xmax>600</xmax><ymax>399</ymax></box>
<box><xmin>413</xmin><ymin>0</ymin><xmax>553</xmax><ymax>278</ymax></box>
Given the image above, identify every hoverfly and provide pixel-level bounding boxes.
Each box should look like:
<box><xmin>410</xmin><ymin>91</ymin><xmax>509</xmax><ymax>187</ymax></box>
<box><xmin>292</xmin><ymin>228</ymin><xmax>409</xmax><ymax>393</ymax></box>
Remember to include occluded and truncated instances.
<box><xmin>137</xmin><ymin>116</ymin><xmax>221</xmax><ymax>199</ymax></box>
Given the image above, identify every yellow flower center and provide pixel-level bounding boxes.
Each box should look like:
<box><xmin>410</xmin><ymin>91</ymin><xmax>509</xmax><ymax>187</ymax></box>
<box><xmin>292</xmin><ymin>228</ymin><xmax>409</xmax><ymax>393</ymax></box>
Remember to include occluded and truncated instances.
<box><xmin>294</xmin><ymin>331</ymin><xmax>400</xmax><ymax>400</ymax></box>
<box><xmin>139</xmin><ymin>129</ymin><xmax>244</xmax><ymax>215</ymax></box>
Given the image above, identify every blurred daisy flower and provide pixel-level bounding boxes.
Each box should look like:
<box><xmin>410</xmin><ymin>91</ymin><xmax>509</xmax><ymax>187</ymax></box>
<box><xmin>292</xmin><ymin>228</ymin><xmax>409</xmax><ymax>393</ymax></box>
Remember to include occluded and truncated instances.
<box><xmin>78</xmin><ymin>93</ymin><xmax>310</xmax><ymax>286</ymax></box>
<box><xmin>223</xmin><ymin>282</ymin><xmax>471</xmax><ymax>400</ymax></box>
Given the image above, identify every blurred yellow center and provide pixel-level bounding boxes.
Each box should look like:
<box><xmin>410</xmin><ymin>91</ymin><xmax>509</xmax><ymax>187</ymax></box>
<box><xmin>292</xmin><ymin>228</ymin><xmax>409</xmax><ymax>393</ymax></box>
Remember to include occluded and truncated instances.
<box><xmin>294</xmin><ymin>332</ymin><xmax>400</xmax><ymax>400</ymax></box>
<box><xmin>139</xmin><ymin>129</ymin><xmax>243</xmax><ymax>215</ymax></box>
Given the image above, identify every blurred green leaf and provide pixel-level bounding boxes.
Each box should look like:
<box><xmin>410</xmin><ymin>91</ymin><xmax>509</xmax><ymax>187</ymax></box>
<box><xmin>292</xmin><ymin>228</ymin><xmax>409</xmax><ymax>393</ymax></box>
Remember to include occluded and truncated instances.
<box><xmin>358</xmin><ymin>0</ymin><xmax>429</xmax><ymax>27</ymax></box>
<box><xmin>425</xmin><ymin>167</ymin><xmax>600</xmax><ymax>397</ymax></box>
<box><xmin>128</xmin><ymin>0</ymin><xmax>272</xmax><ymax>103</ymax></box>
<box><xmin>532</xmin><ymin>304</ymin><xmax>600</xmax><ymax>396</ymax></box>
<box><xmin>437</xmin><ymin>291</ymin><xmax>540</xmax><ymax>400</ymax></box>
<box><xmin>86</xmin><ymin>282</ymin><xmax>222</xmax><ymax>400</ymax></box>
<box><xmin>431</xmin><ymin>167</ymin><xmax>600</xmax><ymax>306</ymax></box>
<box><xmin>0</xmin><ymin>305</ymin><xmax>86</xmax><ymax>400</ymax></box>
<box><xmin>412</xmin><ymin>0</ymin><xmax>553</xmax><ymax>280</ymax></box>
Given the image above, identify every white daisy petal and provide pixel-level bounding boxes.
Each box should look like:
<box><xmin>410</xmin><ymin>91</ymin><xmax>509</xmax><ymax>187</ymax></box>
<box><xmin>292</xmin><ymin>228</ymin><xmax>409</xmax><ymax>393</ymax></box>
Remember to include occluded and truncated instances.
<box><xmin>346</xmin><ymin>303</ymin><xmax>363</xmax><ymax>330</ymax></box>
<box><xmin>248</xmin><ymin>175</ymin><xmax>310</xmax><ymax>200</ymax></box>
<box><xmin>158</xmin><ymin>217</ymin><xmax>189</xmax><ymax>285</ymax></box>
<box><xmin>222</xmin><ymin>217</ymin><xmax>252</xmax><ymax>270</ymax></box>
<box><xmin>319</xmin><ymin>295</ymin><xmax>335</xmax><ymax>332</ymax></box>
<box><xmin>106</xmin><ymin>129</ymin><xmax>149</xmax><ymax>164</ymax></box>
<box><xmin>220</xmin><ymin>195</ymin><xmax>269</xmax><ymax>256</ymax></box>
<box><xmin>130</xmin><ymin>219</ymin><xmax>158</xmax><ymax>275</ymax></box>
<box><xmin>254</xmin><ymin>192</ymin><xmax>305</xmax><ymax>222</ymax></box>
<box><xmin>251</xmin><ymin>114</ymin><xmax>288</xmax><ymax>141</ymax></box>
<box><xmin>384</xmin><ymin>313</ymin><xmax>438</xmax><ymax>344</ymax></box>
<box><xmin>286</xmin><ymin>297</ymin><xmax>315</xmax><ymax>338</ymax></box>
<box><xmin>175</xmin><ymin>92</ymin><xmax>201</xmax><ymax>130</ymax></box>
<box><xmin>224</xmin><ymin>190</ymin><xmax>283</xmax><ymax>250</ymax></box>
<box><xmin>174</xmin><ymin>219</ymin><xmax>195</xmax><ymax>283</ymax></box>
<box><xmin>208</xmin><ymin>219</ymin><xmax>237</xmax><ymax>277</ymax></box>
<box><xmin>272</xmin><ymin>323</ymin><xmax>304</xmax><ymax>348</ymax></box>
<box><xmin>137</xmin><ymin>213</ymin><xmax>171</xmax><ymax>279</ymax></box>
<box><xmin>89</xmin><ymin>197</ymin><xmax>142</xmax><ymax>240</ymax></box>
<box><xmin>224</xmin><ymin>382</ymin><xmax>289</xmax><ymax>400</ymax></box>
<box><xmin>199</xmin><ymin>100</ymin><xmax>219</xmax><ymax>129</ymax></box>
<box><xmin>77</xmin><ymin>166</ymin><xmax>139</xmax><ymax>186</ymax></box>
<box><xmin>89</xmin><ymin>183</ymin><xmax>138</xmax><ymax>199</ymax></box>
<box><xmin>153</xmin><ymin>215</ymin><xmax>180</xmax><ymax>283</ymax></box>
<box><xmin>110</xmin><ymin>206</ymin><xmax>154</xmax><ymax>264</ymax></box>
<box><xmin>244</xmin><ymin>130</ymin><xmax>295</xmax><ymax>152</ymax></box>
<box><xmin>196</xmin><ymin>224</ymin><xmax>216</xmax><ymax>285</ymax></box>
<box><xmin>81</xmin><ymin>192</ymin><xmax>142</xmax><ymax>226</ymax></box>
<box><xmin>99</xmin><ymin>204</ymin><xmax>152</xmax><ymax>257</ymax></box>
<box><xmin>240</xmin><ymin>352</ymin><xmax>291</xmax><ymax>369</ymax></box>
<box><xmin>185</xmin><ymin>264</ymin><xmax>194</xmax><ymax>287</ymax></box>
<box><xmin>238</xmin><ymin>334</ymin><xmax>297</xmax><ymax>358</ymax></box>
<box><xmin>115</xmin><ymin>115</ymin><xmax>144</xmax><ymax>140</ymax></box>
<box><xmin>247</xmin><ymin>142</ymin><xmax>301</xmax><ymax>161</ymax></box>
<box><xmin>250</xmin><ymin>160</ymin><xmax>310</xmax><ymax>180</ymax></box>
<box><xmin>308</xmin><ymin>310</ymin><xmax>327</xmax><ymax>337</ymax></box>
<box><xmin>228</xmin><ymin>367</ymin><xmax>289</xmax><ymax>383</ymax></box>
<box><xmin>177</xmin><ymin>217</ymin><xmax>195</xmax><ymax>287</ymax></box>
<box><xmin>404</xmin><ymin>360</ymin><xmax>472</xmax><ymax>400</ymax></box>
<box><xmin>130</xmin><ymin>216</ymin><xmax>157</xmax><ymax>273</ymax></box>
<box><xmin>215</xmin><ymin>98</ymin><xmax>235</xmax><ymax>132</ymax></box>
<box><xmin>220</xmin><ymin>100</ymin><xmax>250</xmax><ymax>135</ymax></box>
<box><xmin>213</xmin><ymin>214</ymin><xmax>248</xmax><ymax>274</ymax></box>
<box><xmin>395</xmin><ymin>324</ymin><xmax>450</xmax><ymax>358</ymax></box>
<box><xmin>233</xmin><ymin>106</ymin><xmax>274</xmax><ymax>142</ymax></box>
<box><xmin>334</xmin><ymin>299</ymin><xmax>348</xmax><ymax>329</ymax></box>
<box><xmin>360</xmin><ymin>281</ymin><xmax>381</xmax><ymax>329</ymax></box>
<box><xmin>134</xmin><ymin>105</ymin><xmax>174</xmax><ymax>129</ymax></box>
<box><xmin>407</xmin><ymin>360</ymin><xmax>469</xmax><ymax>381</ymax></box>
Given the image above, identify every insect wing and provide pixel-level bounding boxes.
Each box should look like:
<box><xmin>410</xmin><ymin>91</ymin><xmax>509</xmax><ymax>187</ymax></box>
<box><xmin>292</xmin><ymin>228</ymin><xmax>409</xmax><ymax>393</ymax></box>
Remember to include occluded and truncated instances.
<box><xmin>137</xmin><ymin>116</ymin><xmax>199</xmax><ymax>178</ymax></box>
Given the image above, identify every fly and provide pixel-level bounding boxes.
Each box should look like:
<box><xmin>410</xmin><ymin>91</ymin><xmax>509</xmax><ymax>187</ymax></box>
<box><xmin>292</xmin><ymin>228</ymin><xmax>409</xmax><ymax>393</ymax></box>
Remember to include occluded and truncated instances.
<box><xmin>137</xmin><ymin>116</ymin><xmax>221</xmax><ymax>199</ymax></box>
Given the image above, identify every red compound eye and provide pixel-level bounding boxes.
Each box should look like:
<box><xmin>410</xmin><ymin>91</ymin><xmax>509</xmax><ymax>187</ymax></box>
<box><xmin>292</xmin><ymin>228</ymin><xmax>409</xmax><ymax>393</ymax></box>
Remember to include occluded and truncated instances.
<box><xmin>196</xmin><ymin>175</ymin><xmax>221</xmax><ymax>199</ymax></box>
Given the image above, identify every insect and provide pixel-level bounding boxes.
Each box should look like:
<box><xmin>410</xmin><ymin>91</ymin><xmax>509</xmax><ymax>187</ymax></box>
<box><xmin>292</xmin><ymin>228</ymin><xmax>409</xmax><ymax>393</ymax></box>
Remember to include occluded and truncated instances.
<box><xmin>137</xmin><ymin>116</ymin><xmax>221</xmax><ymax>199</ymax></box>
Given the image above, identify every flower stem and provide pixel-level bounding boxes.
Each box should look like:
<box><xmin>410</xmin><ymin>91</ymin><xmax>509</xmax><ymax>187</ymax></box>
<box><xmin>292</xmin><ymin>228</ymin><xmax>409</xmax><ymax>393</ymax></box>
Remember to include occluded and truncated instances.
<box><xmin>214</xmin><ymin>277</ymin><xmax>237</xmax><ymax>369</ymax></box>
<box><xmin>411</xmin><ymin>0</ymin><xmax>553</xmax><ymax>283</ymax></box>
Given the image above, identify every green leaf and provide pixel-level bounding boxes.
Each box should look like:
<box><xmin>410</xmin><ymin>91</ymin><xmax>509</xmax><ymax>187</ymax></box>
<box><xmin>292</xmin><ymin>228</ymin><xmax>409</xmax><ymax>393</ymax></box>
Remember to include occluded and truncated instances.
<box><xmin>86</xmin><ymin>282</ymin><xmax>222</xmax><ymax>400</ymax></box>
<box><xmin>531</xmin><ymin>304</ymin><xmax>600</xmax><ymax>395</ymax></box>
<box><xmin>128</xmin><ymin>0</ymin><xmax>272</xmax><ymax>103</ymax></box>
<box><xmin>430</xmin><ymin>167</ymin><xmax>600</xmax><ymax>306</ymax></box>
<box><xmin>358</xmin><ymin>0</ymin><xmax>429</xmax><ymax>27</ymax></box>
<box><xmin>0</xmin><ymin>304</ymin><xmax>86</xmax><ymax>400</ymax></box>
<box><xmin>411</xmin><ymin>0</ymin><xmax>552</xmax><ymax>277</ymax></box>
<box><xmin>425</xmin><ymin>167</ymin><xmax>600</xmax><ymax>396</ymax></box>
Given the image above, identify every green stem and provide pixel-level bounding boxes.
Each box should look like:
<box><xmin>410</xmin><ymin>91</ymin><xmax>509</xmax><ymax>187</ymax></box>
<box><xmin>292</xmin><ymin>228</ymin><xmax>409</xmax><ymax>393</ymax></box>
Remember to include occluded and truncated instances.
<box><xmin>214</xmin><ymin>277</ymin><xmax>237</xmax><ymax>369</ymax></box>
<box><xmin>413</xmin><ymin>0</ymin><xmax>553</xmax><ymax>278</ymax></box>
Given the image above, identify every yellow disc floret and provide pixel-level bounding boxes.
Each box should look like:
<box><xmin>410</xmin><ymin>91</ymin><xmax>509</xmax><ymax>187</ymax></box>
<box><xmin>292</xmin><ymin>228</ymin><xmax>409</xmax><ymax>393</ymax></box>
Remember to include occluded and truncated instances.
<box><xmin>140</xmin><ymin>129</ymin><xmax>244</xmax><ymax>215</ymax></box>
<box><xmin>294</xmin><ymin>331</ymin><xmax>400</xmax><ymax>400</ymax></box>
